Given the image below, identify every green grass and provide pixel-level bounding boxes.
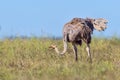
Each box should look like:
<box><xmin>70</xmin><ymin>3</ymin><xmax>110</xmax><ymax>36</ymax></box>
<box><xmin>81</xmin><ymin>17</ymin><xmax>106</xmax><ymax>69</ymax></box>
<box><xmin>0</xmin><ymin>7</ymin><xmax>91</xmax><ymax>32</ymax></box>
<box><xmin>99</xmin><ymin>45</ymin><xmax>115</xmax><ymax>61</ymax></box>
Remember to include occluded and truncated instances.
<box><xmin>0</xmin><ymin>37</ymin><xmax>120</xmax><ymax>80</ymax></box>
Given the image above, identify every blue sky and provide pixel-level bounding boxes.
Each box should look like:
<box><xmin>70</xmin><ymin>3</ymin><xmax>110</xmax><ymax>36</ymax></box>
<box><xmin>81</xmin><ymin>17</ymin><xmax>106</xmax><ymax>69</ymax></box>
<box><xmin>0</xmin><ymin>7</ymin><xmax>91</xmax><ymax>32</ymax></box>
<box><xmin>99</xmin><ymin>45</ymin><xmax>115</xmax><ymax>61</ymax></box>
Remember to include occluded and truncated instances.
<box><xmin>0</xmin><ymin>0</ymin><xmax>120</xmax><ymax>38</ymax></box>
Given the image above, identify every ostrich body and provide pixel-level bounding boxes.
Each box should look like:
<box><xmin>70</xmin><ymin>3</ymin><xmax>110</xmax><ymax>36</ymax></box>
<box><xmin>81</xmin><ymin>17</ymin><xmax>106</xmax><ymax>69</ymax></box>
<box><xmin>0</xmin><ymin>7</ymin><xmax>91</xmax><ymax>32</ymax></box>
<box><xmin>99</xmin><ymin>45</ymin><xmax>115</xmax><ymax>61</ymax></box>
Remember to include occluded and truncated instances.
<box><xmin>50</xmin><ymin>17</ymin><xmax>108</xmax><ymax>62</ymax></box>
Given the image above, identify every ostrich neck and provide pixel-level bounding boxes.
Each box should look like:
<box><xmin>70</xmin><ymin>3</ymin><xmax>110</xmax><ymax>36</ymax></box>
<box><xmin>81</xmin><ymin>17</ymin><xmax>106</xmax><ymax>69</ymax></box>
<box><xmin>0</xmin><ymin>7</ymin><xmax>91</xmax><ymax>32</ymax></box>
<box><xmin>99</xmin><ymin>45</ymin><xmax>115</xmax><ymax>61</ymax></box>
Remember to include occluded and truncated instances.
<box><xmin>54</xmin><ymin>47</ymin><xmax>60</xmax><ymax>54</ymax></box>
<box><xmin>54</xmin><ymin>47</ymin><xmax>66</xmax><ymax>54</ymax></box>
<box><xmin>54</xmin><ymin>41</ymin><xmax>67</xmax><ymax>55</ymax></box>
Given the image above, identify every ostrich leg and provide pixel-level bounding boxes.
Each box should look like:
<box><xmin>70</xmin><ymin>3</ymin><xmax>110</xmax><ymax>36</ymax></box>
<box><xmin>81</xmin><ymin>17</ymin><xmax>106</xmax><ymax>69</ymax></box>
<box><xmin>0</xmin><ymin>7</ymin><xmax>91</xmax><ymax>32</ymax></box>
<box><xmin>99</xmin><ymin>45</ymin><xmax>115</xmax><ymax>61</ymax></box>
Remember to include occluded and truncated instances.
<box><xmin>86</xmin><ymin>44</ymin><xmax>92</xmax><ymax>63</ymax></box>
<box><xmin>72</xmin><ymin>43</ymin><xmax>78</xmax><ymax>61</ymax></box>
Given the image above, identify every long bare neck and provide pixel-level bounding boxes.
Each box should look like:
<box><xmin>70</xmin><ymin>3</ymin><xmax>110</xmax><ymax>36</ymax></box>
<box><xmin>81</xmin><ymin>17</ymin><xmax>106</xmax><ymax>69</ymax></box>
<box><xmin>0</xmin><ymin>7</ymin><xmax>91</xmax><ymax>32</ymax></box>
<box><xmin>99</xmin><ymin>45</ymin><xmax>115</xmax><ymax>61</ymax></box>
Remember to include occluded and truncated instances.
<box><xmin>54</xmin><ymin>47</ymin><xmax>60</xmax><ymax>54</ymax></box>
<box><xmin>53</xmin><ymin>40</ymin><xmax>67</xmax><ymax>55</ymax></box>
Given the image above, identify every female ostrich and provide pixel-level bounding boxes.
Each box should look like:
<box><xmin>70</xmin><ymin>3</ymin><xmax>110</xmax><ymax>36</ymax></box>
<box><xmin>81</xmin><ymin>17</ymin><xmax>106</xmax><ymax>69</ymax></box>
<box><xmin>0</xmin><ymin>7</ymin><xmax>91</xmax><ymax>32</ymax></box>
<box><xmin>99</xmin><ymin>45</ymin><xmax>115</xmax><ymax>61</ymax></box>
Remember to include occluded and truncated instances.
<box><xmin>50</xmin><ymin>18</ymin><xmax>108</xmax><ymax>62</ymax></box>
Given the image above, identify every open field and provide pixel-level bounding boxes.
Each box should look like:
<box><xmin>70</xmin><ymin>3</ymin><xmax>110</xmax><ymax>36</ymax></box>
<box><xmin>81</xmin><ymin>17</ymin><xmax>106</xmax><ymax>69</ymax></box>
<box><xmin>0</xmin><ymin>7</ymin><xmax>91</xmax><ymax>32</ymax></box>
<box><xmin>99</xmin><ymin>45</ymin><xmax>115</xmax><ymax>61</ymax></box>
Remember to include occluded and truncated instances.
<box><xmin>0</xmin><ymin>37</ymin><xmax>120</xmax><ymax>80</ymax></box>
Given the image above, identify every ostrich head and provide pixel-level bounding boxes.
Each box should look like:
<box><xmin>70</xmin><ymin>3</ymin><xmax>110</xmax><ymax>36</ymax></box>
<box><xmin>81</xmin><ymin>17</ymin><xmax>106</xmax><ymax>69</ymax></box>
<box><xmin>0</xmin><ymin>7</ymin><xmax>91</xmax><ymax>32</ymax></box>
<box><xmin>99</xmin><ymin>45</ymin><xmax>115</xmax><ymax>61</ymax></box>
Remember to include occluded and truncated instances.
<box><xmin>49</xmin><ymin>45</ymin><xmax>57</xmax><ymax>49</ymax></box>
<box><xmin>92</xmin><ymin>18</ymin><xmax>108</xmax><ymax>31</ymax></box>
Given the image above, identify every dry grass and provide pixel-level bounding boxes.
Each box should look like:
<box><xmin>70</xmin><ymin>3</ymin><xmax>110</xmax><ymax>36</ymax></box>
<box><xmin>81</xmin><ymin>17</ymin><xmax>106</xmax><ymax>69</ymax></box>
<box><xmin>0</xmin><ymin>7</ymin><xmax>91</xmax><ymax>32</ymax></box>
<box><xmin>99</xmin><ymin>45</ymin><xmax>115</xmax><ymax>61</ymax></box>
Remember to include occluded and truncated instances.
<box><xmin>0</xmin><ymin>37</ymin><xmax>120</xmax><ymax>80</ymax></box>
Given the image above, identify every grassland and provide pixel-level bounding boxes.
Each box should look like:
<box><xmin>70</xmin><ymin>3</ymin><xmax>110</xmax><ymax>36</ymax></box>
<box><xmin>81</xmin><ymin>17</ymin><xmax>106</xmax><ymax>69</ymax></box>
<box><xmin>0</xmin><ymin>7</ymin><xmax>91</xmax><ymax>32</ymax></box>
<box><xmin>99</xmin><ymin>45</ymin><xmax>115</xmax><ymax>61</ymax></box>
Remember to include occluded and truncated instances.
<box><xmin>0</xmin><ymin>37</ymin><xmax>120</xmax><ymax>80</ymax></box>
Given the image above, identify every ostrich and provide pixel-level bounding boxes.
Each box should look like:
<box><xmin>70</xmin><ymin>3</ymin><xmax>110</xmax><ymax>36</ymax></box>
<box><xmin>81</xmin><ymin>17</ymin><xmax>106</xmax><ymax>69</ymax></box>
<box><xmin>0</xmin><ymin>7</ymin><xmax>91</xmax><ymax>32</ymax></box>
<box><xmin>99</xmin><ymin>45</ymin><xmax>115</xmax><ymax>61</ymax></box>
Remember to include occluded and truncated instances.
<box><xmin>50</xmin><ymin>17</ymin><xmax>108</xmax><ymax>62</ymax></box>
